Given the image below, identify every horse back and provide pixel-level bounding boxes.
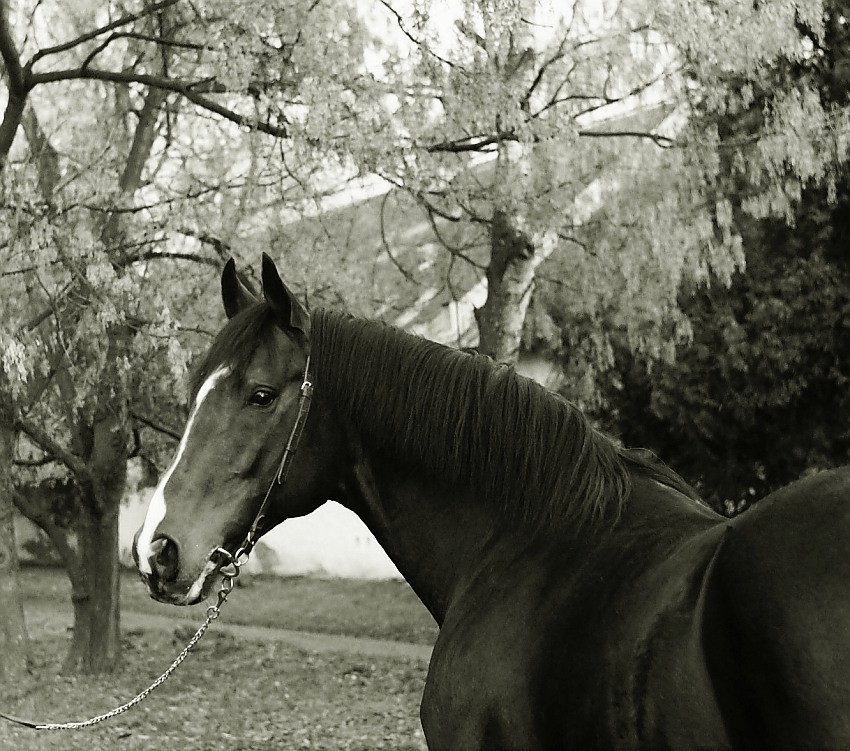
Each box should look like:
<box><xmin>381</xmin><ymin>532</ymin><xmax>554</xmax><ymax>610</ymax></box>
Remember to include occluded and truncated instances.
<box><xmin>704</xmin><ymin>467</ymin><xmax>850</xmax><ymax>749</ymax></box>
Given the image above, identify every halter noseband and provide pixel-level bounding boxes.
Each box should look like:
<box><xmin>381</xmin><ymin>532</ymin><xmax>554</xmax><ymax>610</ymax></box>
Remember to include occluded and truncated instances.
<box><xmin>212</xmin><ymin>354</ymin><xmax>313</xmax><ymax>581</ymax></box>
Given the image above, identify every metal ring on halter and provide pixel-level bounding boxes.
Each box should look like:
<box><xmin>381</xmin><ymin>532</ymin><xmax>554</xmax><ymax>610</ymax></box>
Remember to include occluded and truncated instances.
<box><xmin>211</xmin><ymin>546</ymin><xmax>241</xmax><ymax>579</ymax></box>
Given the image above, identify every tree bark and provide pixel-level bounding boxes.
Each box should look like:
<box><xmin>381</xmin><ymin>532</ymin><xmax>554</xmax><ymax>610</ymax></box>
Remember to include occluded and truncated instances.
<box><xmin>474</xmin><ymin>209</ymin><xmax>539</xmax><ymax>363</ymax></box>
<box><xmin>0</xmin><ymin>407</ymin><xmax>29</xmax><ymax>681</ymax></box>
<box><xmin>0</xmin><ymin>0</ymin><xmax>29</xmax><ymax>170</ymax></box>
<box><xmin>62</xmin><ymin>501</ymin><xmax>121</xmax><ymax>674</ymax></box>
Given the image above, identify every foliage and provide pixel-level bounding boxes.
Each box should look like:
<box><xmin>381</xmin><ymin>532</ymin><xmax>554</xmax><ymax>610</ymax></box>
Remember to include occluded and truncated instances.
<box><xmin>604</xmin><ymin>214</ymin><xmax>850</xmax><ymax>511</ymax></box>
<box><xmin>579</xmin><ymin>1</ymin><xmax>850</xmax><ymax>512</ymax></box>
<box><xmin>5</xmin><ymin>0</ymin><xmax>832</xmax><ymax>474</ymax></box>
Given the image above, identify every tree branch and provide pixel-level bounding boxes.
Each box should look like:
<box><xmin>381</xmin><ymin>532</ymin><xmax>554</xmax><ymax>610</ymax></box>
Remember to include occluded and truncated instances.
<box><xmin>172</xmin><ymin>227</ymin><xmax>232</xmax><ymax>261</ymax></box>
<box><xmin>0</xmin><ymin>0</ymin><xmax>29</xmax><ymax>169</ymax></box>
<box><xmin>426</xmin><ymin>208</ymin><xmax>486</xmax><ymax>269</ymax></box>
<box><xmin>80</xmin><ymin>31</ymin><xmax>207</xmax><ymax>72</ymax></box>
<box><xmin>124</xmin><ymin>249</ymin><xmax>222</xmax><ymax>268</ymax></box>
<box><xmin>30</xmin><ymin>67</ymin><xmax>290</xmax><ymax>138</ymax></box>
<box><xmin>14</xmin><ymin>417</ymin><xmax>91</xmax><ymax>481</ymax></box>
<box><xmin>426</xmin><ymin>134</ymin><xmax>503</xmax><ymax>153</ymax></box>
<box><xmin>577</xmin><ymin>129</ymin><xmax>674</xmax><ymax>148</ymax></box>
<box><xmin>13</xmin><ymin>455</ymin><xmax>59</xmax><ymax>467</ymax></box>
<box><xmin>0</xmin><ymin>0</ymin><xmax>25</xmax><ymax>92</ymax></box>
<box><xmin>27</xmin><ymin>0</ymin><xmax>180</xmax><ymax>68</ymax></box>
<box><xmin>376</xmin><ymin>0</ymin><xmax>459</xmax><ymax>72</ymax></box>
<box><xmin>130</xmin><ymin>409</ymin><xmax>181</xmax><ymax>442</ymax></box>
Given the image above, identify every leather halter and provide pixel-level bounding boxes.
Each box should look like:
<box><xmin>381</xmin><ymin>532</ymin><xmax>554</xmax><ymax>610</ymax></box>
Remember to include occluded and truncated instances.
<box><xmin>212</xmin><ymin>354</ymin><xmax>313</xmax><ymax>580</ymax></box>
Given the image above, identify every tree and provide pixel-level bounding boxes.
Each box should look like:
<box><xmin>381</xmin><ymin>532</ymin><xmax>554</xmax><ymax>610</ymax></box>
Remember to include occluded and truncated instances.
<box><xmin>0</xmin><ymin>0</ymin><xmax>257</xmax><ymax>672</ymax></box>
<box><xmin>576</xmin><ymin>1</ymin><xmax>850</xmax><ymax>510</ymax></box>
<box><xmin>0</xmin><ymin>390</ymin><xmax>28</xmax><ymax>682</ymax></box>
<box><xmin>0</xmin><ymin>0</ymin><xmax>384</xmax><ymax>673</ymax></box>
<box><xmin>290</xmin><ymin>0</ymin><xmax>698</xmax><ymax>362</ymax></box>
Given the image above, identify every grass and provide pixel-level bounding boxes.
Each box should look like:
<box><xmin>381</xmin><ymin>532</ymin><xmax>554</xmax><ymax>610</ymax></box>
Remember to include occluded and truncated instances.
<box><xmin>21</xmin><ymin>566</ymin><xmax>439</xmax><ymax>645</ymax></box>
<box><xmin>2</xmin><ymin>567</ymin><xmax>437</xmax><ymax>750</ymax></box>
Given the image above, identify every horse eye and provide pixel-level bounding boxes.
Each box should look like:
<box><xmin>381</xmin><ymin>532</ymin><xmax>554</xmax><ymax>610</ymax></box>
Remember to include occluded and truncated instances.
<box><xmin>248</xmin><ymin>388</ymin><xmax>277</xmax><ymax>408</ymax></box>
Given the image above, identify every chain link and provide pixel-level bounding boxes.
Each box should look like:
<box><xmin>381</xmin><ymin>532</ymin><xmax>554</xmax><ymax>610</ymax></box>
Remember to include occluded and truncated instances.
<box><xmin>2</xmin><ymin>573</ymin><xmax>236</xmax><ymax>731</ymax></box>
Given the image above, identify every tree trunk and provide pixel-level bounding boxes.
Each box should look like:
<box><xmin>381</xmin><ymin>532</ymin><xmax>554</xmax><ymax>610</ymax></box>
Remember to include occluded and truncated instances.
<box><xmin>475</xmin><ymin>209</ymin><xmax>539</xmax><ymax>363</ymax></box>
<box><xmin>0</xmin><ymin>415</ymin><xmax>29</xmax><ymax>680</ymax></box>
<box><xmin>0</xmin><ymin>0</ymin><xmax>29</xmax><ymax>171</ymax></box>
<box><xmin>62</xmin><ymin>501</ymin><xmax>121</xmax><ymax>674</ymax></box>
<box><xmin>62</xmin><ymin>408</ymin><xmax>128</xmax><ymax>674</ymax></box>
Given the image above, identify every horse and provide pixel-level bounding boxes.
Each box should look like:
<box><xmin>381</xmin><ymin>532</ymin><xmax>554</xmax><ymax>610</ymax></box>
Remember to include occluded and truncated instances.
<box><xmin>133</xmin><ymin>253</ymin><xmax>850</xmax><ymax>750</ymax></box>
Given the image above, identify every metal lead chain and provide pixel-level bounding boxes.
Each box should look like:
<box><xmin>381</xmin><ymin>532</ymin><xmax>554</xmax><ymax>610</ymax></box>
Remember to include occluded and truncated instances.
<box><xmin>0</xmin><ymin>574</ymin><xmax>235</xmax><ymax>731</ymax></box>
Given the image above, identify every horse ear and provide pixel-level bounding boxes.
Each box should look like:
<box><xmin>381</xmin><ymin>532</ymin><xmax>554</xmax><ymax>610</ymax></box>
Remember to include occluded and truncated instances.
<box><xmin>261</xmin><ymin>252</ymin><xmax>310</xmax><ymax>340</ymax></box>
<box><xmin>221</xmin><ymin>258</ymin><xmax>259</xmax><ymax>319</ymax></box>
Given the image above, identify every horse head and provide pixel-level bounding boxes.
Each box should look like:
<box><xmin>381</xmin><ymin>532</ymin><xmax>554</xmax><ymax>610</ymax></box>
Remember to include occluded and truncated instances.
<box><xmin>133</xmin><ymin>254</ymin><xmax>339</xmax><ymax>605</ymax></box>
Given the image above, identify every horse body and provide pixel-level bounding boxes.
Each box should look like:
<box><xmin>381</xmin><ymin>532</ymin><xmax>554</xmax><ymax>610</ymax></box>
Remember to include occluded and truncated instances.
<box><xmin>133</xmin><ymin>255</ymin><xmax>850</xmax><ymax>750</ymax></box>
<box><xmin>361</xmin><ymin>469</ymin><xmax>733</xmax><ymax>749</ymax></box>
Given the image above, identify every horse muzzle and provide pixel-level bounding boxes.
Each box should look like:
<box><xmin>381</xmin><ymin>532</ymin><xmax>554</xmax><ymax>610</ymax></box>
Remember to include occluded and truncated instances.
<box><xmin>133</xmin><ymin>529</ymin><xmax>222</xmax><ymax>606</ymax></box>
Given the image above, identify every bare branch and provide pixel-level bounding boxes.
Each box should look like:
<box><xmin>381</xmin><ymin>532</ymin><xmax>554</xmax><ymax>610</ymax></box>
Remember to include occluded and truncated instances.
<box><xmin>379</xmin><ymin>192</ymin><xmax>418</xmax><ymax>283</ymax></box>
<box><xmin>426</xmin><ymin>134</ymin><xmax>503</xmax><ymax>153</ymax></box>
<box><xmin>425</xmin><ymin>208</ymin><xmax>486</xmax><ymax>270</ymax></box>
<box><xmin>79</xmin><ymin>31</ymin><xmax>207</xmax><ymax>72</ymax></box>
<box><xmin>124</xmin><ymin>249</ymin><xmax>222</xmax><ymax>268</ymax></box>
<box><xmin>578</xmin><ymin>129</ymin><xmax>674</xmax><ymax>148</ymax></box>
<box><xmin>30</xmin><ymin>67</ymin><xmax>291</xmax><ymax>138</ymax></box>
<box><xmin>27</xmin><ymin>0</ymin><xmax>180</xmax><ymax>68</ymax></box>
<box><xmin>130</xmin><ymin>410</ymin><xmax>181</xmax><ymax>442</ymax></box>
<box><xmin>521</xmin><ymin>35</ymin><xmax>570</xmax><ymax>110</ymax></box>
<box><xmin>17</xmin><ymin>280</ymin><xmax>73</xmax><ymax>331</ymax></box>
<box><xmin>173</xmin><ymin>227</ymin><xmax>232</xmax><ymax>261</ymax></box>
<box><xmin>376</xmin><ymin>0</ymin><xmax>460</xmax><ymax>72</ymax></box>
<box><xmin>13</xmin><ymin>455</ymin><xmax>60</xmax><ymax>467</ymax></box>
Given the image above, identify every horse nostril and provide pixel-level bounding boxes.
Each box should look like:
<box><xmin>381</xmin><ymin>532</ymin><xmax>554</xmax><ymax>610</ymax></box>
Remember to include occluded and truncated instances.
<box><xmin>149</xmin><ymin>535</ymin><xmax>179</xmax><ymax>583</ymax></box>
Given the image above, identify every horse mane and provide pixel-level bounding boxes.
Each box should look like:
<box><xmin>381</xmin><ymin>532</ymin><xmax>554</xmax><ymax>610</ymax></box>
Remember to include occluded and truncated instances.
<box><xmin>313</xmin><ymin>310</ymin><xmax>673</xmax><ymax>533</ymax></box>
<box><xmin>192</xmin><ymin>304</ymin><xmax>702</xmax><ymax>533</ymax></box>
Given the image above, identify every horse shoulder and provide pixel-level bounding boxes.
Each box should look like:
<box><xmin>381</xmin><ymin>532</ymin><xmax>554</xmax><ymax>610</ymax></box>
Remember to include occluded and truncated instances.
<box><xmin>420</xmin><ymin>556</ymin><xmax>559</xmax><ymax>750</ymax></box>
<box><xmin>420</xmin><ymin>513</ymin><xmax>732</xmax><ymax>750</ymax></box>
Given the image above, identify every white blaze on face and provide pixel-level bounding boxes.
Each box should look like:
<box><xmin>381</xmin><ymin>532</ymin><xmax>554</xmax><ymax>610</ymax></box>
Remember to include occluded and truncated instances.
<box><xmin>136</xmin><ymin>366</ymin><xmax>230</xmax><ymax>575</ymax></box>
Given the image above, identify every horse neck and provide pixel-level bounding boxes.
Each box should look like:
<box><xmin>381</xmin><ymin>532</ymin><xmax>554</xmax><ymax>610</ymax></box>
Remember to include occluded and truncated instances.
<box><xmin>311</xmin><ymin>310</ymin><xmax>630</xmax><ymax>621</ymax></box>
<box><xmin>335</xmin><ymin>430</ymin><xmax>504</xmax><ymax>626</ymax></box>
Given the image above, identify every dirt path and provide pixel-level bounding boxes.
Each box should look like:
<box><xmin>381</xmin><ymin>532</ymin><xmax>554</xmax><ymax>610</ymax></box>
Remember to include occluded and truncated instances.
<box><xmin>24</xmin><ymin>604</ymin><xmax>433</xmax><ymax>661</ymax></box>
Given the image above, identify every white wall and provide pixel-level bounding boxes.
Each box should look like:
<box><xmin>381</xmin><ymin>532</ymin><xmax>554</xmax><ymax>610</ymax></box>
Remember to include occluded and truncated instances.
<box><xmin>120</xmin><ymin>488</ymin><xmax>402</xmax><ymax>579</ymax></box>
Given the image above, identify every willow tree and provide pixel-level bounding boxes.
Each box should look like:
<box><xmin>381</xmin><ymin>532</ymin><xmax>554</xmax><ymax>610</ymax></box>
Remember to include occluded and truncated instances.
<box><xmin>289</xmin><ymin>0</ymin><xmax>844</xmax><ymax>375</ymax></box>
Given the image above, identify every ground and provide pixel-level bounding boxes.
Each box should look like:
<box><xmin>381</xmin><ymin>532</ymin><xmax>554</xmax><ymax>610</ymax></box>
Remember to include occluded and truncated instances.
<box><xmin>0</xmin><ymin>568</ymin><xmax>437</xmax><ymax>751</ymax></box>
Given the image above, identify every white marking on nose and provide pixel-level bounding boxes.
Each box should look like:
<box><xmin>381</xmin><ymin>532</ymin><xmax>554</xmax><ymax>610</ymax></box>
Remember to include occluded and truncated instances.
<box><xmin>136</xmin><ymin>366</ymin><xmax>230</xmax><ymax>575</ymax></box>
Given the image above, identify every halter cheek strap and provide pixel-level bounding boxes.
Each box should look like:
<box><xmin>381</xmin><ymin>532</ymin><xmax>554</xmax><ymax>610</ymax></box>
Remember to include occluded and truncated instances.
<box><xmin>212</xmin><ymin>355</ymin><xmax>313</xmax><ymax>579</ymax></box>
